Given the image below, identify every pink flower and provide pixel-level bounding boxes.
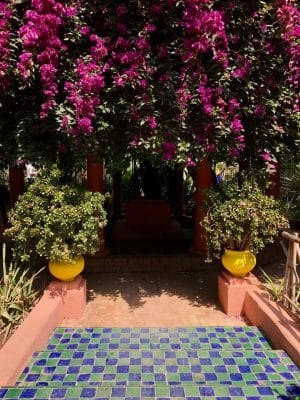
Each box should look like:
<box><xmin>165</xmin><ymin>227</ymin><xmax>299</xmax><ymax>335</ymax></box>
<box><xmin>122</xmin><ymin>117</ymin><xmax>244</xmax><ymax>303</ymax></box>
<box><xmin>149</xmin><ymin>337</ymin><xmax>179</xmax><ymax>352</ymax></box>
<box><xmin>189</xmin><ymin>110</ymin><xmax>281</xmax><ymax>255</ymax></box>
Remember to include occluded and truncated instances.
<box><xmin>163</xmin><ymin>142</ymin><xmax>177</xmax><ymax>160</ymax></box>
<box><xmin>254</xmin><ymin>104</ymin><xmax>266</xmax><ymax>116</ymax></box>
<box><xmin>146</xmin><ymin>116</ymin><xmax>157</xmax><ymax>130</ymax></box>
<box><xmin>231</xmin><ymin>116</ymin><xmax>243</xmax><ymax>133</ymax></box>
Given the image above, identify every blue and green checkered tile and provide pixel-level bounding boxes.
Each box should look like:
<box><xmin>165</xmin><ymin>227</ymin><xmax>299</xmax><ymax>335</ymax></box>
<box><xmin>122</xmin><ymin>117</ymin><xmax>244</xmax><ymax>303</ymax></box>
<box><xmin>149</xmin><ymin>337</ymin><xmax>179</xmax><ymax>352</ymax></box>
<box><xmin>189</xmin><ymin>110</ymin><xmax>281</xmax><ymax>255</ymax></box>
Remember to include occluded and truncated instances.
<box><xmin>17</xmin><ymin>349</ymin><xmax>300</xmax><ymax>387</ymax></box>
<box><xmin>46</xmin><ymin>327</ymin><xmax>272</xmax><ymax>352</ymax></box>
<box><xmin>1</xmin><ymin>384</ymin><xmax>300</xmax><ymax>399</ymax></box>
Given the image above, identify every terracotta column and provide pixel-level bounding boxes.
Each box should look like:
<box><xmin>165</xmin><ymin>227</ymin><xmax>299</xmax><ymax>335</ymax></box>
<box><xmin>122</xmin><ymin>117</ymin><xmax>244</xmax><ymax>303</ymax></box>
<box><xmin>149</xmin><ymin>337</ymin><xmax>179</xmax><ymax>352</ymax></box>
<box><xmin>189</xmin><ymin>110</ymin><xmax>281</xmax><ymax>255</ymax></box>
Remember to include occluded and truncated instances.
<box><xmin>112</xmin><ymin>170</ymin><xmax>122</xmax><ymax>217</ymax></box>
<box><xmin>266</xmin><ymin>163</ymin><xmax>280</xmax><ymax>199</ymax></box>
<box><xmin>86</xmin><ymin>154</ymin><xmax>108</xmax><ymax>255</ymax></box>
<box><xmin>87</xmin><ymin>153</ymin><xmax>104</xmax><ymax>193</ymax></box>
<box><xmin>191</xmin><ymin>158</ymin><xmax>212</xmax><ymax>255</ymax></box>
<box><xmin>175</xmin><ymin>167</ymin><xmax>184</xmax><ymax>217</ymax></box>
<box><xmin>9</xmin><ymin>165</ymin><xmax>25</xmax><ymax>207</ymax></box>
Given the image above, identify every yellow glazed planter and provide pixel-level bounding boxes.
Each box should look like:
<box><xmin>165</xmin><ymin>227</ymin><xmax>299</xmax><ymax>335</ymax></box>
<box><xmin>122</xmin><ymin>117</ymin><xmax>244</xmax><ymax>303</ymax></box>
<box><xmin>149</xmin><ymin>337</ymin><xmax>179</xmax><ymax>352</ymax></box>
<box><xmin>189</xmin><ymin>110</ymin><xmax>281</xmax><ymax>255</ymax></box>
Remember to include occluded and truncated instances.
<box><xmin>221</xmin><ymin>248</ymin><xmax>256</xmax><ymax>278</ymax></box>
<box><xmin>48</xmin><ymin>256</ymin><xmax>85</xmax><ymax>282</ymax></box>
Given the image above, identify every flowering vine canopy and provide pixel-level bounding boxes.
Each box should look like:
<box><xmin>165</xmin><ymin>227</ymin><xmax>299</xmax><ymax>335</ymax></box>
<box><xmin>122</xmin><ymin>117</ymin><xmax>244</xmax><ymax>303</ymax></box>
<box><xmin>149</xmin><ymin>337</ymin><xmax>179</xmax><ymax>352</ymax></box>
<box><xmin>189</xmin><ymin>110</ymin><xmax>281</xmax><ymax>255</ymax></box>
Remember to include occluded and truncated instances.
<box><xmin>0</xmin><ymin>0</ymin><xmax>299</xmax><ymax>169</ymax></box>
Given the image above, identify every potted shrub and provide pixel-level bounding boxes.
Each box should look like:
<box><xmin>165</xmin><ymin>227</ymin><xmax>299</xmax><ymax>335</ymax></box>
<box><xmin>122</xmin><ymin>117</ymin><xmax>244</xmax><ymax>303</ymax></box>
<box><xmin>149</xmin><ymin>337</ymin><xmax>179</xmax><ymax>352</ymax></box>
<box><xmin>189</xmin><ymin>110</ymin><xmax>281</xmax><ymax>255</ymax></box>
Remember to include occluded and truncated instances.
<box><xmin>5</xmin><ymin>166</ymin><xmax>107</xmax><ymax>281</ymax></box>
<box><xmin>202</xmin><ymin>179</ymin><xmax>289</xmax><ymax>277</ymax></box>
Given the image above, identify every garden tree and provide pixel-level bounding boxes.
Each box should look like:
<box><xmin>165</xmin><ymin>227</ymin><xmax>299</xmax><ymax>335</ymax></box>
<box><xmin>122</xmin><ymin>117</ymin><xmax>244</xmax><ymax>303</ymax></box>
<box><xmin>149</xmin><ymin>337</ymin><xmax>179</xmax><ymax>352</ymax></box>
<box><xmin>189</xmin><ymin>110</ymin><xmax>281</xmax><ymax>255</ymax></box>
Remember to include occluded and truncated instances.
<box><xmin>0</xmin><ymin>0</ymin><xmax>299</xmax><ymax>173</ymax></box>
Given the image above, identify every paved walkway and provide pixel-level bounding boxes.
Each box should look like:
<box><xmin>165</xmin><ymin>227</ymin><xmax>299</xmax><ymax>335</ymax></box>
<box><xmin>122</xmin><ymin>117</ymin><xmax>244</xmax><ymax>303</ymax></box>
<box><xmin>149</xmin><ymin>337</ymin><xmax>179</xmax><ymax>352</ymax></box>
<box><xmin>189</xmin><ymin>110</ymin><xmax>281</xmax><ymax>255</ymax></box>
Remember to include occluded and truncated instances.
<box><xmin>62</xmin><ymin>271</ymin><xmax>247</xmax><ymax>327</ymax></box>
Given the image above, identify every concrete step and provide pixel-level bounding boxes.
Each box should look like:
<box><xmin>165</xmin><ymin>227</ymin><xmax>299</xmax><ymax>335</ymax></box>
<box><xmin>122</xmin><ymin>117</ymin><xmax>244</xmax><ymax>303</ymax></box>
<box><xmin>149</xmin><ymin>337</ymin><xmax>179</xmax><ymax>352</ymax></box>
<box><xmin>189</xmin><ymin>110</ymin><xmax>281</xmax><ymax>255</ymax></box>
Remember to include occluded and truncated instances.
<box><xmin>2</xmin><ymin>384</ymin><xmax>300</xmax><ymax>399</ymax></box>
<box><xmin>47</xmin><ymin>326</ymin><xmax>272</xmax><ymax>352</ymax></box>
<box><xmin>17</xmin><ymin>349</ymin><xmax>299</xmax><ymax>387</ymax></box>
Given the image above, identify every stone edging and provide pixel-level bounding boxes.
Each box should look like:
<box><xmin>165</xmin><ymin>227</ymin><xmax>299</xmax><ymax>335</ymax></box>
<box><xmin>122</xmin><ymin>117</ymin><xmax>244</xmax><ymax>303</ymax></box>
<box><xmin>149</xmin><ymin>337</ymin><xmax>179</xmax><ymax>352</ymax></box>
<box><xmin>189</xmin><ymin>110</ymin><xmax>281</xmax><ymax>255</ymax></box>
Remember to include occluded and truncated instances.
<box><xmin>0</xmin><ymin>276</ymin><xmax>86</xmax><ymax>386</ymax></box>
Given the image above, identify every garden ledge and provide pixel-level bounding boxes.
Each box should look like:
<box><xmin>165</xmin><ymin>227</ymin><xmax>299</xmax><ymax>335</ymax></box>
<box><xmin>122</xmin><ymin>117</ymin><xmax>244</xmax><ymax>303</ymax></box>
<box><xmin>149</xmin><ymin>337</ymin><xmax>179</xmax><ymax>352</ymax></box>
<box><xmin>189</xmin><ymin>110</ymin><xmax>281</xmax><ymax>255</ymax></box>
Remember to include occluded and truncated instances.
<box><xmin>0</xmin><ymin>276</ymin><xmax>86</xmax><ymax>386</ymax></box>
<box><xmin>219</xmin><ymin>271</ymin><xmax>300</xmax><ymax>367</ymax></box>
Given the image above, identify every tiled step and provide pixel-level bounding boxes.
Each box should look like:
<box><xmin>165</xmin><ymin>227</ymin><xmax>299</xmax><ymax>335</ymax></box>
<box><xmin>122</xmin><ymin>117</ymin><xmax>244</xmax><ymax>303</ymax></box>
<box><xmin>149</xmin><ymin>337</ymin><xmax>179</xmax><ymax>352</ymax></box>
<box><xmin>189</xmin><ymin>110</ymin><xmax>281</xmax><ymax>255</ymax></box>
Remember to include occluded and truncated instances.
<box><xmin>17</xmin><ymin>349</ymin><xmax>300</xmax><ymax>387</ymax></box>
<box><xmin>2</xmin><ymin>384</ymin><xmax>300</xmax><ymax>399</ymax></box>
<box><xmin>47</xmin><ymin>326</ymin><xmax>272</xmax><ymax>351</ymax></box>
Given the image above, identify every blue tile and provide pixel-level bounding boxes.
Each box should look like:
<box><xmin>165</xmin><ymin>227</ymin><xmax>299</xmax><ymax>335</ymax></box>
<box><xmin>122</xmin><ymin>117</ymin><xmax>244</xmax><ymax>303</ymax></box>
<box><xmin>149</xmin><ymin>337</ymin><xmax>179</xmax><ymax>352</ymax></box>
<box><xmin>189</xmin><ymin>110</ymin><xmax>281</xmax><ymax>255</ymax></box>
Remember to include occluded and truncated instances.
<box><xmin>142</xmin><ymin>351</ymin><xmax>153</xmax><ymax>358</ymax></box>
<box><xmin>204</xmin><ymin>373</ymin><xmax>217</xmax><ymax>381</ymax></box>
<box><xmin>88</xmin><ymin>344</ymin><xmax>98</xmax><ymax>349</ymax></box>
<box><xmin>78</xmin><ymin>374</ymin><xmax>91</xmax><ymax>382</ymax></box>
<box><xmin>199</xmin><ymin>387</ymin><xmax>215</xmax><ymax>396</ymax></box>
<box><xmin>191</xmin><ymin>365</ymin><xmax>201</xmax><ymax>373</ymax></box>
<box><xmin>230</xmin><ymin>373</ymin><xmax>243</xmax><ymax>381</ymax></box>
<box><xmin>166</xmin><ymin>366</ymin><xmax>178</xmax><ymax>373</ymax></box>
<box><xmin>80</xmin><ymin>338</ymin><xmax>89</xmax><ymax>343</ymax></box>
<box><xmin>155</xmin><ymin>373</ymin><xmax>166</xmax><ymax>381</ymax></box>
<box><xmin>165</xmin><ymin>351</ymin><xmax>176</xmax><ymax>358</ymax></box>
<box><xmin>117</xmin><ymin>365</ymin><xmax>129</xmax><ymax>373</ymax></box>
<box><xmin>187</xmin><ymin>351</ymin><xmax>198</xmax><ymax>358</ymax></box>
<box><xmin>177</xmin><ymin>358</ymin><xmax>188</xmax><ymax>365</ymax></box>
<box><xmin>51</xmin><ymin>388</ymin><xmax>67</xmax><ymax>398</ymax></box>
<box><xmin>61</xmin><ymin>339</ymin><xmax>70</xmax><ymax>344</ymax></box>
<box><xmin>96</xmin><ymin>352</ymin><xmax>107</xmax><ymax>358</ymax></box>
<box><xmin>209</xmin><ymin>351</ymin><xmax>221</xmax><ymax>358</ymax></box>
<box><xmin>287</xmin><ymin>385</ymin><xmax>300</xmax><ymax>395</ymax></box>
<box><xmin>92</xmin><ymin>365</ymin><xmax>104</xmax><ymax>374</ymax></box>
<box><xmin>91</xmin><ymin>333</ymin><xmax>101</xmax><ymax>338</ymax></box>
<box><xmin>25</xmin><ymin>374</ymin><xmax>40</xmax><ymax>382</ymax></box>
<box><xmin>141</xmin><ymin>388</ymin><xmax>155</xmax><ymax>397</ymax></box>
<box><xmin>142</xmin><ymin>366</ymin><xmax>153</xmax><ymax>373</ymax></box>
<box><xmin>67</xmin><ymin>366</ymin><xmax>80</xmax><ymax>374</ymax></box>
<box><xmin>130</xmin><ymin>358</ymin><xmax>141</xmax><ymax>365</ymax></box>
<box><xmin>129</xmin><ymin>344</ymin><xmax>139</xmax><ymax>349</ymax></box>
<box><xmin>0</xmin><ymin>389</ymin><xmax>8</xmax><ymax>398</ymax></box>
<box><xmin>223</xmin><ymin>358</ymin><xmax>235</xmax><ymax>365</ymax></box>
<box><xmin>196</xmin><ymin>328</ymin><xmax>206</xmax><ymax>332</ymax></box>
<box><xmin>246</xmin><ymin>358</ymin><xmax>259</xmax><ymax>365</ymax></box>
<box><xmin>257</xmin><ymin>387</ymin><xmax>274</xmax><ymax>395</ymax></box>
<box><xmin>269</xmin><ymin>357</ymin><xmax>281</xmax><ymax>365</ymax></box>
<box><xmin>199</xmin><ymin>358</ymin><xmax>212</xmax><ymax>365</ymax></box>
<box><xmin>103</xmin><ymin>328</ymin><xmax>112</xmax><ymax>333</ymax></box>
<box><xmin>154</xmin><ymin>358</ymin><xmax>165</xmax><ymax>365</ymax></box>
<box><xmin>67</xmin><ymin>344</ymin><xmax>78</xmax><ymax>350</ymax></box>
<box><xmin>103</xmin><ymin>374</ymin><xmax>116</xmax><ymax>380</ymax></box>
<box><xmin>49</xmin><ymin>352</ymin><xmax>61</xmax><ymax>358</ymax></box>
<box><xmin>214</xmin><ymin>366</ymin><xmax>226</xmax><ymax>373</ymax></box>
<box><xmin>239</xmin><ymin>365</ymin><xmax>251</xmax><ymax>373</ymax></box>
<box><xmin>73</xmin><ymin>351</ymin><xmax>84</xmax><ymax>359</ymax></box>
<box><xmin>160</xmin><ymin>338</ymin><xmax>169</xmax><ymax>343</ymax></box>
<box><xmin>170</xmin><ymin>344</ymin><xmax>180</xmax><ymax>349</ymax></box>
<box><xmin>34</xmin><ymin>359</ymin><xmax>46</xmax><ymax>366</ymax></box>
<box><xmin>45</xmin><ymin>366</ymin><xmax>56</xmax><ymax>374</ymax></box>
<box><xmin>264</xmin><ymin>365</ymin><xmax>276</xmax><ymax>373</ymax></box>
<box><xmin>232</xmin><ymin>352</ymin><xmax>243</xmax><ymax>357</ymax></box>
<box><xmin>100</xmin><ymin>338</ymin><xmax>109</xmax><ymax>343</ymax></box>
<box><xmin>106</xmin><ymin>358</ymin><xmax>118</xmax><ymax>365</ymax></box>
<box><xmin>280</xmin><ymin>372</ymin><xmax>294</xmax><ymax>379</ymax></box>
<box><xmin>129</xmin><ymin>373</ymin><xmax>141</xmax><ymax>381</ymax></box>
<box><xmin>180</xmin><ymin>373</ymin><xmax>193</xmax><ymax>381</ymax></box>
<box><xmin>20</xmin><ymin>389</ymin><xmax>37</xmax><ymax>398</ymax></box>
<box><xmin>112</xmin><ymin>388</ymin><xmax>126</xmax><ymax>397</ymax></box>
<box><xmin>58</xmin><ymin>359</ymin><xmax>70</xmax><ymax>366</ymax></box>
<box><xmin>288</xmin><ymin>364</ymin><xmax>299</xmax><ymax>372</ymax></box>
<box><xmin>170</xmin><ymin>387</ymin><xmax>185</xmax><ymax>397</ymax></box>
<box><xmin>51</xmin><ymin>374</ymin><xmax>65</xmax><ymax>382</ymax></box>
<box><xmin>256</xmin><ymin>373</ymin><xmax>268</xmax><ymax>380</ymax></box>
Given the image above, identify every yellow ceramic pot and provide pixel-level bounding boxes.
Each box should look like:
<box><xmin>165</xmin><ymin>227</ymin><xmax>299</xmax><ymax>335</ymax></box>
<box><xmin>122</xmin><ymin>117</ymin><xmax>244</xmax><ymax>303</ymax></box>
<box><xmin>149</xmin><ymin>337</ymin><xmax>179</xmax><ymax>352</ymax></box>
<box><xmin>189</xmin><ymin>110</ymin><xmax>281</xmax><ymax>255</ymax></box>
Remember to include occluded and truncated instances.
<box><xmin>221</xmin><ymin>248</ymin><xmax>256</xmax><ymax>278</ymax></box>
<box><xmin>48</xmin><ymin>257</ymin><xmax>85</xmax><ymax>282</ymax></box>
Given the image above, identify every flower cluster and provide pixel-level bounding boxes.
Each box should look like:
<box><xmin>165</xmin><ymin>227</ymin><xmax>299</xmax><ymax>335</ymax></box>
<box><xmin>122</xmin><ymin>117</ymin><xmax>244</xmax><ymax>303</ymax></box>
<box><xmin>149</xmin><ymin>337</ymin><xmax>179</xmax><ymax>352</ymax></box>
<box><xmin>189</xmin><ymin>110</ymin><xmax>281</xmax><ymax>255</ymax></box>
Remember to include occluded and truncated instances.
<box><xmin>0</xmin><ymin>0</ymin><xmax>299</xmax><ymax>170</ymax></box>
<box><xmin>18</xmin><ymin>0</ymin><xmax>74</xmax><ymax>118</ymax></box>
<box><xmin>0</xmin><ymin>1</ymin><xmax>13</xmax><ymax>91</ymax></box>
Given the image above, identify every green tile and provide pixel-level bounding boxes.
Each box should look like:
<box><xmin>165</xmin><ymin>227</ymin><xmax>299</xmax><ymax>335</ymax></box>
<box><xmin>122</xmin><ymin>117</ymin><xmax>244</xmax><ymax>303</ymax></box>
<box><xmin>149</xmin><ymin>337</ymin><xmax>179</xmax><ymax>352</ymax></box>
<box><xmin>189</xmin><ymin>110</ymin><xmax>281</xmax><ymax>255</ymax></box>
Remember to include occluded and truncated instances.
<box><xmin>5</xmin><ymin>388</ymin><xmax>22</xmax><ymax>398</ymax></box>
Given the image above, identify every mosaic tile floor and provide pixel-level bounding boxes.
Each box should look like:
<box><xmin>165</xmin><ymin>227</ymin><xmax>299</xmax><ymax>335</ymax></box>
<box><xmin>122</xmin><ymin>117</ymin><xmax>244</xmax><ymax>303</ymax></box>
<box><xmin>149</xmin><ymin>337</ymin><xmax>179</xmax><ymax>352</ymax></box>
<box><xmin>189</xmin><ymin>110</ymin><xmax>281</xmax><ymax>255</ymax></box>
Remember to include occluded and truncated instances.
<box><xmin>1</xmin><ymin>327</ymin><xmax>300</xmax><ymax>399</ymax></box>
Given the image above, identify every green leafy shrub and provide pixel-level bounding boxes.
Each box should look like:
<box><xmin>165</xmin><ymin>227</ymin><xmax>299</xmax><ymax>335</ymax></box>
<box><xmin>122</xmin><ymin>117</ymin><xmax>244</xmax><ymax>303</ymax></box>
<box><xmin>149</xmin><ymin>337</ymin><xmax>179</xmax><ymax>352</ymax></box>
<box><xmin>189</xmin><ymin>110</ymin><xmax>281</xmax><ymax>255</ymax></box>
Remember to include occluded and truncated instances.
<box><xmin>202</xmin><ymin>179</ymin><xmax>289</xmax><ymax>261</ymax></box>
<box><xmin>5</xmin><ymin>166</ymin><xmax>107</xmax><ymax>264</ymax></box>
<box><xmin>281</xmin><ymin>162</ymin><xmax>300</xmax><ymax>220</ymax></box>
<box><xmin>0</xmin><ymin>244</ymin><xmax>42</xmax><ymax>345</ymax></box>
